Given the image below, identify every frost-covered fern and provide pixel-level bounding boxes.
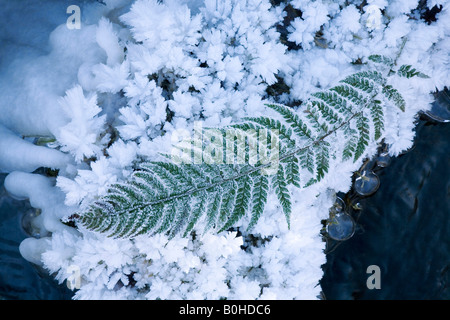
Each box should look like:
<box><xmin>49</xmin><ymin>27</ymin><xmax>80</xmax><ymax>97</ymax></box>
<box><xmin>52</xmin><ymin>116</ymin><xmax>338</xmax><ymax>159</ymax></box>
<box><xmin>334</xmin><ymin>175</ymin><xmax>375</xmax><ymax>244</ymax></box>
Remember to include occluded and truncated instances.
<box><xmin>71</xmin><ymin>59</ymin><xmax>427</xmax><ymax>239</ymax></box>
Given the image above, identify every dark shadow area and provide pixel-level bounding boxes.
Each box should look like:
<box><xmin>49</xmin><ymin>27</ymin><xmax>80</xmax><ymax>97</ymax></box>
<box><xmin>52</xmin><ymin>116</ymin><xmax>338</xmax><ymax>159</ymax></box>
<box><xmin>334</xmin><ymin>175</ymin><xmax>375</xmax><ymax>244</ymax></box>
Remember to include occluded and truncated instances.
<box><xmin>321</xmin><ymin>120</ymin><xmax>450</xmax><ymax>299</ymax></box>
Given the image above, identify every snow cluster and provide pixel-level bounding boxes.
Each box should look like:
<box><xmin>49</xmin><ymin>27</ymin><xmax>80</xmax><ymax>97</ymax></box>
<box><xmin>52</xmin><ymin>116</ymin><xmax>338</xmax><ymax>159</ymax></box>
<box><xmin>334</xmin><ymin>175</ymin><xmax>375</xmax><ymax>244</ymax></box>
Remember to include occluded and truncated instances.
<box><xmin>0</xmin><ymin>0</ymin><xmax>448</xmax><ymax>299</ymax></box>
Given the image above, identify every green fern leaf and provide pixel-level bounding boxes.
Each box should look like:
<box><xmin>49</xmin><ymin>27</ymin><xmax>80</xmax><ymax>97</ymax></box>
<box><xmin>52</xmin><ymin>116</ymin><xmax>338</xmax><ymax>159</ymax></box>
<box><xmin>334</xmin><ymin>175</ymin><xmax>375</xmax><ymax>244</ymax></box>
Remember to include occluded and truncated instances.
<box><xmin>183</xmin><ymin>190</ymin><xmax>208</xmax><ymax>237</ymax></box>
<box><xmin>273</xmin><ymin>165</ymin><xmax>291</xmax><ymax>228</ymax></box>
<box><xmin>218</xmin><ymin>176</ymin><xmax>253</xmax><ymax>232</ymax></box>
<box><xmin>247</xmin><ymin>174</ymin><xmax>269</xmax><ymax>230</ymax></box>
<box><xmin>368</xmin><ymin>54</ymin><xmax>394</xmax><ymax>67</ymax></box>
<box><xmin>298</xmin><ymin>147</ymin><xmax>315</xmax><ymax>174</ymax></box>
<box><xmin>369</xmin><ymin>100</ymin><xmax>384</xmax><ymax>141</ymax></box>
<box><xmin>71</xmin><ymin>60</ymin><xmax>424</xmax><ymax>239</ymax></box>
<box><xmin>204</xmin><ymin>186</ymin><xmax>222</xmax><ymax>232</ymax></box>
<box><xmin>304</xmin><ymin>102</ymin><xmax>329</xmax><ymax>133</ymax></box>
<box><xmin>341</xmin><ymin>74</ymin><xmax>375</xmax><ymax>94</ymax></box>
<box><xmin>331</xmin><ymin>84</ymin><xmax>367</xmax><ymax>107</ymax></box>
<box><xmin>315</xmin><ymin>141</ymin><xmax>330</xmax><ymax>181</ymax></box>
<box><xmin>237</xmin><ymin>117</ymin><xmax>296</xmax><ymax>148</ymax></box>
<box><xmin>312</xmin><ymin>91</ymin><xmax>353</xmax><ymax>115</ymax></box>
<box><xmin>382</xmin><ymin>84</ymin><xmax>406</xmax><ymax>111</ymax></box>
<box><xmin>265</xmin><ymin>104</ymin><xmax>314</xmax><ymax>140</ymax></box>
<box><xmin>397</xmin><ymin>65</ymin><xmax>430</xmax><ymax>79</ymax></box>
<box><xmin>282</xmin><ymin>155</ymin><xmax>301</xmax><ymax>188</ymax></box>
<box><xmin>342</xmin><ymin>133</ymin><xmax>357</xmax><ymax>161</ymax></box>
<box><xmin>217</xmin><ymin>180</ymin><xmax>238</xmax><ymax>229</ymax></box>
<box><xmin>354</xmin><ymin>114</ymin><xmax>370</xmax><ymax>162</ymax></box>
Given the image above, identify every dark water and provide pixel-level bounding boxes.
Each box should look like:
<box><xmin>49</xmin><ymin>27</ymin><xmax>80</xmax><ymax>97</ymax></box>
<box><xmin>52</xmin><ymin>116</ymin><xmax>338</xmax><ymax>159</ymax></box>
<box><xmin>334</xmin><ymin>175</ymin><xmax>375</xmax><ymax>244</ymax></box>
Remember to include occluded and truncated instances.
<box><xmin>0</xmin><ymin>174</ymin><xmax>73</xmax><ymax>299</ymax></box>
<box><xmin>321</xmin><ymin>120</ymin><xmax>450</xmax><ymax>300</ymax></box>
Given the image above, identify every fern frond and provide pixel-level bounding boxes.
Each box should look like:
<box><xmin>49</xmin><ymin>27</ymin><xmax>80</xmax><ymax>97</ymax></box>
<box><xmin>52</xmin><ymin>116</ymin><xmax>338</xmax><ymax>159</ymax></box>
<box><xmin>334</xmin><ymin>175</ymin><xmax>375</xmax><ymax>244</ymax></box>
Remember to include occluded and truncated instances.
<box><xmin>217</xmin><ymin>180</ymin><xmax>238</xmax><ymax>229</ymax></box>
<box><xmin>183</xmin><ymin>191</ymin><xmax>208</xmax><ymax>237</ymax></box>
<box><xmin>72</xmin><ymin>60</ymin><xmax>426</xmax><ymax>239</ymax></box>
<box><xmin>341</xmin><ymin>73</ymin><xmax>376</xmax><ymax>94</ymax></box>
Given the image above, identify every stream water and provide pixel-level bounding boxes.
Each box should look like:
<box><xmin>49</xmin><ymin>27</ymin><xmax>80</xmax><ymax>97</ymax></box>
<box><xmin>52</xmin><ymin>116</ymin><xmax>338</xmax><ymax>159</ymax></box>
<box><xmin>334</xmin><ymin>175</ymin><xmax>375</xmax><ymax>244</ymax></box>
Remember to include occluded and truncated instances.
<box><xmin>321</xmin><ymin>119</ymin><xmax>450</xmax><ymax>300</ymax></box>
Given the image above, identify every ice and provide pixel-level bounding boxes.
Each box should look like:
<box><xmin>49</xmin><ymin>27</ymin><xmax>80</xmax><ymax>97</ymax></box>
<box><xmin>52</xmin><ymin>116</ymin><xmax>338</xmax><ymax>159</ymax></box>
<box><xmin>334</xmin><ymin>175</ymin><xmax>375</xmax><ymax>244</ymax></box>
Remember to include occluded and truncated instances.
<box><xmin>19</xmin><ymin>237</ymin><xmax>52</xmax><ymax>266</ymax></box>
<box><xmin>4</xmin><ymin>171</ymin><xmax>77</xmax><ymax>234</ymax></box>
<box><xmin>0</xmin><ymin>125</ymin><xmax>70</xmax><ymax>173</ymax></box>
<box><xmin>0</xmin><ymin>0</ymin><xmax>448</xmax><ymax>300</ymax></box>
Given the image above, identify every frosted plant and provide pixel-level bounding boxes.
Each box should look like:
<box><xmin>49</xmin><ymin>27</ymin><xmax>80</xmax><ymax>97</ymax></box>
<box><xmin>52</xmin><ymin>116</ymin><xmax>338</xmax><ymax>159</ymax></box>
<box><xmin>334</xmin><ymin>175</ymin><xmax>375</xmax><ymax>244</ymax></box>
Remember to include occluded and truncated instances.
<box><xmin>70</xmin><ymin>57</ymin><xmax>428</xmax><ymax>239</ymax></box>
<box><xmin>55</xmin><ymin>85</ymin><xmax>109</xmax><ymax>162</ymax></box>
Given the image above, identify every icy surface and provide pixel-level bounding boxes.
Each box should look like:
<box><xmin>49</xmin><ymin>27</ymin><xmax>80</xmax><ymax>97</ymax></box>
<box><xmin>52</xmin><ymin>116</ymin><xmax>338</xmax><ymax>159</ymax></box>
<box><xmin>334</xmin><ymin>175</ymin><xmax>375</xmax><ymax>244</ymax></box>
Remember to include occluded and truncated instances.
<box><xmin>0</xmin><ymin>125</ymin><xmax>70</xmax><ymax>173</ymax></box>
<box><xmin>0</xmin><ymin>0</ymin><xmax>448</xmax><ymax>300</ymax></box>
